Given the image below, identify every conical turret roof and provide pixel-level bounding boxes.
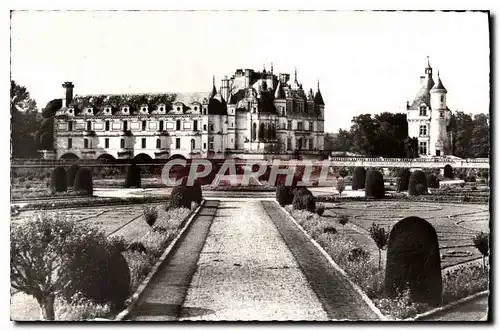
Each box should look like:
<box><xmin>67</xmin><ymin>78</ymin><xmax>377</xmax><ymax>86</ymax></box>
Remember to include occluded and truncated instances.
<box><xmin>314</xmin><ymin>80</ymin><xmax>325</xmax><ymax>105</ymax></box>
<box><xmin>431</xmin><ymin>72</ymin><xmax>447</xmax><ymax>93</ymax></box>
<box><xmin>274</xmin><ymin>81</ymin><xmax>285</xmax><ymax>99</ymax></box>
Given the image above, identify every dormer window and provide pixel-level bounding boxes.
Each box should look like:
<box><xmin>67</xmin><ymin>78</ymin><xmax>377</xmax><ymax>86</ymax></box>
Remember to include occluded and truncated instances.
<box><xmin>194</xmin><ymin>106</ymin><xmax>198</xmax><ymax>111</ymax></box>
<box><xmin>86</xmin><ymin>108</ymin><xmax>93</xmax><ymax>115</ymax></box>
<box><xmin>177</xmin><ymin>106</ymin><xmax>181</xmax><ymax>111</ymax></box>
<box><xmin>140</xmin><ymin>105</ymin><xmax>148</xmax><ymax>114</ymax></box>
<box><xmin>419</xmin><ymin>105</ymin><xmax>427</xmax><ymax>116</ymax></box>
<box><xmin>104</xmin><ymin>107</ymin><xmax>111</xmax><ymax>114</ymax></box>
<box><xmin>122</xmin><ymin>106</ymin><xmax>130</xmax><ymax>114</ymax></box>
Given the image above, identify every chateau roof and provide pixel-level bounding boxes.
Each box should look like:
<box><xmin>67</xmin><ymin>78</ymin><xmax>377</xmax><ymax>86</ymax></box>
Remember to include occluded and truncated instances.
<box><xmin>431</xmin><ymin>74</ymin><xmax>447</xmax><ymax>93</ymax></box>
<box><xmin>314</xmin><ymin>90</ymin><xmax>325</xmax><ymax>105</ymax></box>
<box><xmin>274</xmin><ymin>81</ymin><xmax>286</xmax><ymax>99</ymax></box>
<box><xmin>409</xmin><ymin>75</ymin><xmax>435</xmax><ymax>110</ymax></box>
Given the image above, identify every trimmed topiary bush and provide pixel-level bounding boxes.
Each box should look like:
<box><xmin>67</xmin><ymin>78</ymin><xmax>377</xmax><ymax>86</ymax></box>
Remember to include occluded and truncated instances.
<box><xmin>73</xmin><ymin>168</ymin><xmax>93</xmax><ymax>196</ymax></box>
<box><xmin>426</xmin><ymin>174</ymin><xmax>439</xmax><ymax>189</ymax></box>
<box><xmin>66</xmin><ymin>164</ymin><xmax>80</xmax><ymax>188</ymax></box>
<box><xmin>124</xmin><ymin>163</ymin><xmax>141</xmax><ymax>188</ymax></box>
<box><xmin>316</xmin><ymin>204</ymin><xmax>325</xmax><ymax>216</ymax></box>
<box><xmin>169</xmin><ymin>185</ymin><xmax>191</xmax><ymax>209</ymax></box>
<box><xmin>276</xmin><ymin>183</ymin><xmax>295</xmax><ymax>206</ymax></box>
<box><xmin>397</xmin><ymin>168</ymin><xmax>411</xmax><ymax>192</ymax></box>
<box><xmin>444</xmin><ymin>164</ymin><xmax>453</xmax><ymax>179</ymax></box>
<box><xmin>466</xmin><ymin>176</ymin><xmax>476</xmax><ymax>183</ymax></box>
<box><xmin>62</xmin><ymin>230</ymin><xmax>131</xmax><ymax>312</ymax></box>
<box><xmin>365</xmin><ymin>170</ymin><xmax>385</xmax><ymax>198</ymax></box>
<box><xmin>385</xmin><ymin>216</ymin><xmax>442</xmax><ymax>307</ymax></box>
<box><xmin>188</xmin><ymin>180</ymin><xmax>203</xmax><ymax>204</ymax></box>
<box><xmin>338</xmin><ymin>168</ymin><xmax>348</xmax><ymax>178</ymax></box>
<box><xmin>51</xmin><ymin>166</ymin><xmax>67</xmax><ymax>192</ymax></box>
<box><xmin>292</xmin><ymin>188</ymin><xmax>315</xmax><ymax>212</ymax></box>
<box><xmin>408</xmin><ymin>170</ymin><xmax>428</xmax><ymax>196</ymax></box>
<box><xmin>352</xmin><ymin>167</ymin><xmax>366</xmax><ymax>190</ymax></box>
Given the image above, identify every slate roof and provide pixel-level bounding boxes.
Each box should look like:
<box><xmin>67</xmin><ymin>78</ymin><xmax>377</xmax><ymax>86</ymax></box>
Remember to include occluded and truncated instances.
<box><xmin>431</xmin><ymin>75</ymin><xmax>447</xmax><ymax>93</ymax></box>
<box><xmin>409</xmin><ymin>75</ymin><xmax>435</xmax><ymax>110</ymax></box>
<box><xmin>314</xmin><ymin>89</ymin><xmax>325</xmax><ymax>105</ymax></box>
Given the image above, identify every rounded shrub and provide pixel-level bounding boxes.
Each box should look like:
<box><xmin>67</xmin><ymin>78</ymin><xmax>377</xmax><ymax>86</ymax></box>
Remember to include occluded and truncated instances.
<box><xmin>292</xmin><ymin>188</ymin><xmax>315</xmax><ymax>212</ymax></box>
<box><xmin>443</xmin><ymin>164</ymin><xmax>454</xmax><ymax>179</ymax></box>
<box><xmin>385</xmin><ymin>216</ymin><xmax>442</xmax><ymax>306</ymax></box>
<box><xmin>351</xmin><ymin>167</ymin><xmax>366</xmax><ymax>190</ymax></box>
<box><xmin>124</xmin><ymin>163</ymin><xmax>141</xmax><ymax>188</ymax></box>
<box><xmin>396</xmin><ymin>168</ymin><xmax>411</xmax><ymax>192</ymax></box>
<box><xmin>365</xmin><ymin>170</ymin><xmax>385</xmax><ymax>198</ymax></box>
<box><xmin>466</xmin><ymin>175</ymin><xmax>476</xmax><ymax>183</ymax></box>
<box><xmin>73</xmin><ymin>168</ymin><xmax>93</xmax><ymax>196</ymax></box>
<box><xmin>51</xmin><ymin>166</ymin><xmax>67</xmax><ymax>192</ymax></box>
<box><xmin>426</xmin><ymin>174</ymin><xmax>440</xmax><ymax>189</ymax></box>
<box><xmin>408</xmin><ymin>170</ymin><xmax>428</xmax><ymax>196</ymax></box>
<box><xmin>128</xmin><ymin>241</ymin><xmax>148</xmax><ymax>254</ymax></box>
<box><xmin>62</xmin><ymin>232</ymin><xmax>131</xmax><ymax>312</ymax></box>
<box><xmin>276</xmin><ymin>183</ymin><xmax>294</xmax><ymax>206</ymax></box>
<box><xmin>66</xmin><ymin>164</ymin><xmax>80</xmax><ymax>188</ymax></box>
<box><xmin>188</xmin><ymin>180</ymin><xmax>203</xmax><ymax>204</ymax></box>
<box><xmin>170</xmin><ymin>185</ymin><xmax>191</xmax><ymax>209</ymax></box>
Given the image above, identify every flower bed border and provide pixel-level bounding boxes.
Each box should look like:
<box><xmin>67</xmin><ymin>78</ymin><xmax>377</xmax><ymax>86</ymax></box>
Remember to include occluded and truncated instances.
<box><xmin>315</xmin><ymin>194</ymin><xmax>488</xmax><ymax>204</ymax></box>
<box><xmin>114</xmin><ymin>200</ymin><xmax>205</xmax><ymax>321</ymax></box>
<box><xmin>12</xmin><ymin>196</ymin><xmax>170</xmax><ymax>211</ymax></box>
<box><xmin>404</xmin><ymin>290</ymin><xmax>489</xmax><ymax>321</ymax></box>
<box><xmin>275</xmin><ymin>201</ymin><xmax>389</xmax><ymax>321</ymax></box>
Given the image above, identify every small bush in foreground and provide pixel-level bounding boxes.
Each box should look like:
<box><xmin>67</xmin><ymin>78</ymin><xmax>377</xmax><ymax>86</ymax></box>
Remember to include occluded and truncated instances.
<box><xmin>316</xmin><ymin>204</ymin><xmax>325</xmax><ymax>216</ymax></box>
<box><xmin>336</xmin><ymin>177</ymin><xmax>345</xmax><ymax>195</ymax></box>
<box><xmin>369</xmin><ymin>223</ymin><xmax>389</xmax><ymax>270</ymax></box>
<box><xmin>108</xmin><ymin>236</ymin><xmax>127</xmax><ymax>252</ymax></box>
<box><xmin>376</xmin><ymin>289</ymin><xmax>429</xmax><ymax>320</ymax></box>
<box><xmin>323</xmin><ymin>226</ymin><xmax>337</xmax><ymax>234</ymax></box>
<box><xmin>442</xmin><ymin>264</ymin><xmax>489</xmax><ymax>304</ymax></box>
<box><xmin>276</xmin><ymin>183</ymin><xmax>295</xmax><ymax>206</ymax></box>
<box><xmin>142</xmin><ymin>205</ymin><xmax>158</xmax><ymax>227</ymax></box>
<box><xmin>292</xmin><ymin>188</ymin><xmax>315</xmax><ymax>212</ymax></box>
<box><xmin>123</xmin><ymin>251</ymin><xmax>154</xmax><ymax>291</ymax></box>
<box><xmin>55</xmin><ymin>296</ymin><xmax>110</xmax><ymax>321</ymax></box>
<box><xmin>170</xmin><ymin>185</ymin><xmax>191</xmax><ymax>209</ymax></box>
<box><xmin>397</xmin><ymin>168</ymin><xmax>411</xmax><ymax>192</ymax></box>
<box><xmin>128</xmin><ymin>242</ymin><xmax>148</xmax><ymax>254</ymax></box>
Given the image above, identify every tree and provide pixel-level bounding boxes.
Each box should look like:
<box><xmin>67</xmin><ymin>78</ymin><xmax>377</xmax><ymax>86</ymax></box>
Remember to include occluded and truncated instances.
<box><xmin>338</xmin><ymin>214</ymin><xmax>349</xmax><ymax>235</ymax></box>
<box><xmin>470</xmin><ymin>114</ymin><xmax>489</xmax><ymax>158</ymax></box>
<box><xmin>10</xmin><ymin>214</ymin><xmax>110</xmax><ymax>320</ymax></box>
<box><xmin>11</xmin><ymin>80</ymin><xmax>40</xmax><ymax>158</ymax></box>
<box><xmin>369</xmin><ymin>223</ymin><xmax>389</xmax><ymax>270</ymax></box>
<box><xmin>404</xmin><ymin>137</ymin><xmax>419</xmax><ymax>158</ymax></box>
<box><xmin>336</xmin><ymin>177</ymin><xmax>345</xmax><ymax>195</ymax></box>
<box><xmin>473</xmin><ymin>232</ymin><xmax>489</xmax><ymax>270</ymax></box>
<box><xmin>325</xmin><ymin>129</ymin><xmax>353</xmax><ymax>154</ymax></box>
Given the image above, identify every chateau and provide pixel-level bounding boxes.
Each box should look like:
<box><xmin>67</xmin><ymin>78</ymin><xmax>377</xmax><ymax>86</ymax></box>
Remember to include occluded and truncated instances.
<box><xmin>406</xmin><ymin>58</ymin><xmax>452</xmax><ymax>157</ymax></box>
<box><xmin>53</xmin><ymin>66</ymin><xmax>325</xmax><ymax>161</ymax></box>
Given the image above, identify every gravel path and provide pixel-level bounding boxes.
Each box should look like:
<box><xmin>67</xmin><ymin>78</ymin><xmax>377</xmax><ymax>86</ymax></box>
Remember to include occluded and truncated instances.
<box><xmin>179</xmin><ymin>200</ymin><xmax>329</xmax><ymax>321</ymax></box>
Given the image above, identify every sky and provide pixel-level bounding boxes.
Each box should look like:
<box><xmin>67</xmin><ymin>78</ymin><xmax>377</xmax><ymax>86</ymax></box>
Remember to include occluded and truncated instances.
<box><xmin>10</xmin><ymin>10</ymin><xmax>490</xmax><ymax>132</ymax></box>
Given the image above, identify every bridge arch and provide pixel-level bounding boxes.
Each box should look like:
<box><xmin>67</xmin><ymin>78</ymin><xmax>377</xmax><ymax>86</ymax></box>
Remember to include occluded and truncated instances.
<box><xmin>60</xmin><ymin>153</ymin><xmax>79</xmax><ymax>160</ymax></box>
<box><xmin>134</xmin><ymin>153</ymin><xmax>153</xmax><ymax>164</ymax></box>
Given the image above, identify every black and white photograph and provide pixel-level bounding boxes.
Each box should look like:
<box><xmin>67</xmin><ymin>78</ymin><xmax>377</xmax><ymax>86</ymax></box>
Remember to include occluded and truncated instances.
<box><xmin>8</xmin><ymin>8</ymin><xmax>491</xmax><ymax>322</ymax></box>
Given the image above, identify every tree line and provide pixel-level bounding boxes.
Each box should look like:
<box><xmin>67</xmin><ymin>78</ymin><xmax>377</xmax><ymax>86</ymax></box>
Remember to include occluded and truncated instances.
<box><xmin>325</xmin><ymin>112</ymin><xmax>489</xmax><ymax>158</ymax></box>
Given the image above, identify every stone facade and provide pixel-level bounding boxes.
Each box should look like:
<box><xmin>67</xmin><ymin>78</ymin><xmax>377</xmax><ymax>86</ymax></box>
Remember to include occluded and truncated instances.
<box><xmin>406</xmin><ymin>58</ymin><xmax>452</xmax><ymax>157</ymax></box>
<box><xmin>53</xmin><ymin>67</ymin><xmax>325</xmax><ymax>160</ymax></box>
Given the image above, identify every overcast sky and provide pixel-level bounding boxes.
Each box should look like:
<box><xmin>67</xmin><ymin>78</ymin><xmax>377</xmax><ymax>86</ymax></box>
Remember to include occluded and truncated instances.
<box><xmin>10</xmin><ymin>10</ymin><xmax>489</xmax><ymax>132</ymax></box>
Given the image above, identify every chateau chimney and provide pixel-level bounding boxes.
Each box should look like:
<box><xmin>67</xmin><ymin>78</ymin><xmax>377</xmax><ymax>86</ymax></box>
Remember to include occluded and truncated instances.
<box><xmin>245</xmin><ymin>69</ymin><xmax>252</xmax><ymax>88</ymax></box>
<box><xmin>62</xmin><ymin>81</ymin><xmax>74</xmax><ymax>107</ymax></box>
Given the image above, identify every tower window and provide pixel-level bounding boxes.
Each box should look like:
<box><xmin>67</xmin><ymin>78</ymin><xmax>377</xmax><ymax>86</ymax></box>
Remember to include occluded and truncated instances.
<box><xmin>120</xmin><ymin>139</ymin><xmax>125</xmax><ymax>149</ymax></box>
<box><xmin>191</xmin><ymin>139</ymin><xmax>195</xmax><ymax>150</ymax></box>
<box><xmin>105</xmin><ymin>138</ymin><xmax>109</xmax><ymax>148</ymax></box>
<box><xmin>84</xmin><ymin>139</ymin><xmax>89</xmax><ymax>149</ymax></box>
<box><xmin>419</xmin><ymin>141</ymin><xmax>427</xmax><ymax>155</ymax></box>
<box><xmin>176</xmin><ymin>120</ymin><xmax>181</xmax><ymax>131</ymax></box>
<box><xmin>440</xmin><ymin>111</ymin><xmax>444</xmax><ymax>118</ymax></box>
<box><xmin>176</xmin><ymin>138</ymin><xmax>181</xmax><ymax>149</ymax></box>
<box><xmin>123</xmin><ymin>120</ymin><xmax>128</xmax><ymax>131</ymax></box>
<box><xmin>159</xmin><ymin>120</ymin><xmax>164</xmax><ymax>131</ymax></box>
<box><xmin>194</xmin><ymin>120</ymin><xmax>198</xmax><ymax>131</ymax></box>
<box><xmin>419</xmin><ymin>125</ymin><xmax>428</xmax><ymax>136</ymax></box>
<box><xmin>68</xmin><ymin>138</ymin><xmax>72</xmax><ymax>149</ymax></box>
<box><xmin>440</xmin><ymin>95</ymin><xmax>444</xmax><ymax>102</ymax></box>
<box><xmin>287</xmin><ymin>120</ymin><xmax>292</xmax><ymax>130</ymax></box>
<box><xmin>68</xmin><ymin>121</ymin><xmax>73</xmax><ymax>132</ymax></box>
<box><xmin>86</xmin><ymin>121</ymin><xmax>92</xmax><ymax>131</ymax></box>
<box><xmin>156</xmin><ymin>138</ymin><xmax>161</xmax><ymax>149</ymax></box>
<box><xmin>142</xmin><ymin>120</ymin><xmax>147</xmax><ymax>131</ymax></box>
<box><xmin>141</xmin><ymin>138</ymin><xmax>146</xmax><ymax>149</ymax></box>
<box><xmin>105</xmin><ymin>121</ymin><xmax>110</xmax><ymax>131</ymax></box>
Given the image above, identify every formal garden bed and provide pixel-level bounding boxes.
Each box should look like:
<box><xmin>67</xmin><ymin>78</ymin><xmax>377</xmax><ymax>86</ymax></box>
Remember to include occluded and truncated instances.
<box><xmin>10</xmin><ymin>179</ymin><xmax>203</xmax><ymax>321</ymax></box>
<box><xmin>283</xmin><ymin>204</ymin><xmax>489</xmax><ymax>319</ymax></box>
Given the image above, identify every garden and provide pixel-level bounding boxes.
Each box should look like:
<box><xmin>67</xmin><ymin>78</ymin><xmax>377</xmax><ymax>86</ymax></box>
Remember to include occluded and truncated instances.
<box><xmin>275</xmin><ymin>164</ymin><xmax>490</xmax><ymax>320</ymax></box>
<box><xmin>10</xmin><ymin>177</ymin><xmax>203</xmax><ymax>321</ymax></box>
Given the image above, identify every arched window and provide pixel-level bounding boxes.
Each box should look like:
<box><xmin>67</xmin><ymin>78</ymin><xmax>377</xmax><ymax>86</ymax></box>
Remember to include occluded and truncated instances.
<box><xmin>252</xmin><ymin>122</ymin><xmax>257</xmax><ymax>141</ymax></box>
<box><xmin>120</xmin><ymin>138</ymin><xmax>125</xmax><ymax>149</ymax></box>
<box><xmin>259</xmin><ymin>122</ymin><xmax>264</xmax><ymax>140</ymax></box>
<box><xmin>84</xmin><ymin>138</ymin><xmax>89</xmax><ymax>149</ymax></box>
<box><xmin>156</xmin><ymin>138</ymin><xmax>161</xmax><ymax>149</ymax></box>
<box><xmin>191</xmin><ymin>139</ymin><xmax>195</xmax><ymax>150</ymax></box>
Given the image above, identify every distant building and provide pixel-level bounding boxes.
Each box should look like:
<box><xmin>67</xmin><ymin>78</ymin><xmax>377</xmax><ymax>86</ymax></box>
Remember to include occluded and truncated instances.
<box><xmin>406</xmin><ymin>58</ymin><xmax>452</xmax><ymax>157</ymax></box>
<box><xmin>53</xmin><ymin>66</ymin><xmax>325</xmax><ymax>161</ymax></box>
